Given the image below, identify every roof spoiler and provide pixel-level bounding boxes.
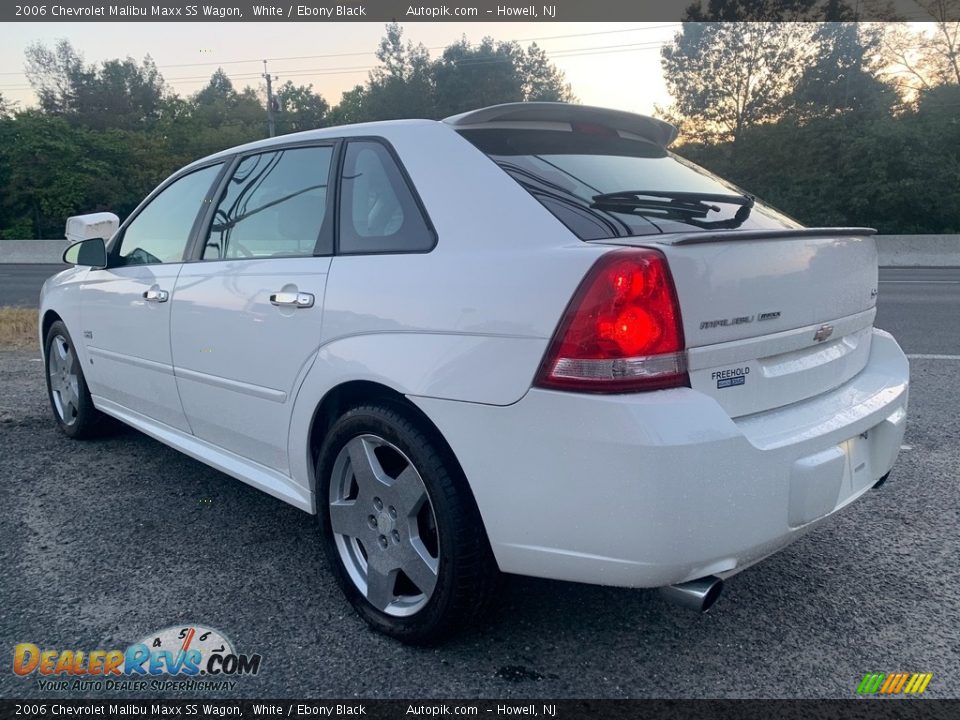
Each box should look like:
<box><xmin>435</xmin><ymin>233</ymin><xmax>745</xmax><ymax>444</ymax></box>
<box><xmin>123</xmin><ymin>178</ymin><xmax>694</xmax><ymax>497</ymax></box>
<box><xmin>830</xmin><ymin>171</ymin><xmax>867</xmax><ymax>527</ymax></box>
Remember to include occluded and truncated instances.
<box><xmin>443</xmin><ymin>102</ymin><xmax>679</xmax><ymax>148</ymax></box>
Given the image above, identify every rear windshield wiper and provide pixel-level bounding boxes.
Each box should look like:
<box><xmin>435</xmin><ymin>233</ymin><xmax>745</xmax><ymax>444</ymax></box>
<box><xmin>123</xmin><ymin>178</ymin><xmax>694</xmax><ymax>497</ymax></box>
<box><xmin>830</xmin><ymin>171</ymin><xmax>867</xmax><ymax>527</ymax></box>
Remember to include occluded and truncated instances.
<box><xmin>590</xmin><ymin>190</ymin><xmax>755</xmax><ymax>230</ymax></box>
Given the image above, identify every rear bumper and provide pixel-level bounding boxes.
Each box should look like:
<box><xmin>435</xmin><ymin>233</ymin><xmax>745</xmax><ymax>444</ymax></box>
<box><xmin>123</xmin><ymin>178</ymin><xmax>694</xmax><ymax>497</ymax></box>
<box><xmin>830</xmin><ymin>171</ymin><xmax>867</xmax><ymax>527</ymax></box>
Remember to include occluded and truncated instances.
<box><xmin>411</xmin><ymin>329</ymin><xmax>908</xmax><ymax>588</ymax></box>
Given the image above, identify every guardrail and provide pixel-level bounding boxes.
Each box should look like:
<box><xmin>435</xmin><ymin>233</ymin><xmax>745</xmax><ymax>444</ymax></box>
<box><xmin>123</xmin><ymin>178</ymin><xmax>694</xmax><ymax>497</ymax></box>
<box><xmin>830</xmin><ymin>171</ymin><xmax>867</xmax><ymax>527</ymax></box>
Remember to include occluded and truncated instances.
<box><xmin>0</xmin><ymin>240</ymin><xmax>68</xmax><ymax>264</ymax></box>
<box><xmin>1</xmin><ymin>235</ymin><xmax>958</xmax><ymax>266</ymax></box>
<box><xmin>874</xmin><ymin>235</ymin><xmax>960</xmax><ymax>267</ymax></box>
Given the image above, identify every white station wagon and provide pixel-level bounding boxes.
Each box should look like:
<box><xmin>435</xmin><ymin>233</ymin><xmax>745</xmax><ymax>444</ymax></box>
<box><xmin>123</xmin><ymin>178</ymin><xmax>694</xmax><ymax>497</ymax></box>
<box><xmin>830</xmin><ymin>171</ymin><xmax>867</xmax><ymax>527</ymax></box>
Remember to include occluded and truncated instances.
<box><xmin>40</xmin><ymin>103</ymin><xmax>909</xmax><ymax>643</ymax></box>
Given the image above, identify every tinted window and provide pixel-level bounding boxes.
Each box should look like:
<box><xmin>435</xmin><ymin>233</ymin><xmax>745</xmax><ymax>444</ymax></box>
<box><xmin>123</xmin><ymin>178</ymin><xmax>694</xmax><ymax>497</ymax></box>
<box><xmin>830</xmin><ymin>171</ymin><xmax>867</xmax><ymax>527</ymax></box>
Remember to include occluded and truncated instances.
<box><xmin>204</xmin><ymin>146</ymin><xmax>333</xmax><ymax>260</ymax></box>
<box><xmin>338</xmin><ymin>141</ymin><xmax>434</xmax><ymax>254</ymax></box>
<box><xmin>459</xmin><ymin>128</ymin><xmax>801</xmax><ymax>239</ymax></box>
<box><xmin>118</xmin><ymin>164</ymin><xmax>222</xmax><ymax>266</ymax></box>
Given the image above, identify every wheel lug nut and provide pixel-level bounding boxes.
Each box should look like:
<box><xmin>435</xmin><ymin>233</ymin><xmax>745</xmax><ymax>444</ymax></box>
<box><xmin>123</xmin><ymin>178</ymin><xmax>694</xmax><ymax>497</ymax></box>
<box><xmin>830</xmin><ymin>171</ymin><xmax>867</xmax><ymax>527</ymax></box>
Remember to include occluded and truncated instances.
<box><xmin>378</xmin><ymin>535</ymin><xmax>388</xmax><ymax>549</ymax></box>
<box><xmin>373</xmin><ymin>497</ymin><xmax>383</xmax><ymax>511</ymax></box>
<box><xmin>391</xmin><ymin>530</ymin><xmax>400</xmax><ymax>544</ymax></box>
<box><xmin>368</xmin><ymin>515</ymin><xmax>377</xmax><ymax>529</ymax></box>
<box><xmin>389</xmin><ymin>506</ymin><xmax>397</xmax><ymax>519</ymax></box>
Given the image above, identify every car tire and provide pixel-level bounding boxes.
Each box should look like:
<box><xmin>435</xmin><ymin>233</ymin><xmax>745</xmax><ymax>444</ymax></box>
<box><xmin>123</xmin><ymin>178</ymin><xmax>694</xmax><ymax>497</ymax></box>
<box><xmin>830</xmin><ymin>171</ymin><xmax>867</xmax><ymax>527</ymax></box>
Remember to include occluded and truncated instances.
<box><xmin>316</xmin><ymin>402</ymin><xmax>499</xmax><ymax>644</ymax></box>
<box><xmin>44</xmin><ymin>320</ymin><xmax>107</xmax><ymax>439</ymax></box>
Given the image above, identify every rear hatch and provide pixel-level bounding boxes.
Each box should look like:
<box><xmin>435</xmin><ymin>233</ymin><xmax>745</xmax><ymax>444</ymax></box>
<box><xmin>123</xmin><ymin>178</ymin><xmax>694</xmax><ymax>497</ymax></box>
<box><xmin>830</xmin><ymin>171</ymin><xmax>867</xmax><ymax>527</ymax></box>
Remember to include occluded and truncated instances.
<box><xmin>449</xmin><ymin>103</ymin><xmax>879</xmax><ymax>418</ymax></box>
<box><xmin>600</xmin><ymin>230</ymin><xmax>878</xmax><ymax>418</ymax></box>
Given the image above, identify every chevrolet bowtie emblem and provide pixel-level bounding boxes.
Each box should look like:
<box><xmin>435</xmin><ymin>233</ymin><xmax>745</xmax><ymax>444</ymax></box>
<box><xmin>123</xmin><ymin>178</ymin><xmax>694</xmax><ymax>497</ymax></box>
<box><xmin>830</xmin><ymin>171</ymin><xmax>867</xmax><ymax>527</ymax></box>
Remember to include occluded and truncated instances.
<box><xmin>813</xmin><ymin>324</ymin><xmax>834</xmax><ymax>342</ymax></box>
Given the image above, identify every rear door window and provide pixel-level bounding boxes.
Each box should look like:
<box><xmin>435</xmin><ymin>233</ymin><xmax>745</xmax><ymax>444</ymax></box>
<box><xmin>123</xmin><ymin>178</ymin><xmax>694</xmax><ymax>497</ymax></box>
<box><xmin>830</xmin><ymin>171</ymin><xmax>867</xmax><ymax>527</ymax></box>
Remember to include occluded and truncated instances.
<box><xmin>203</xmin><ymin>145</ymin><xmax>333</xmax><ymax>260</ymax></box>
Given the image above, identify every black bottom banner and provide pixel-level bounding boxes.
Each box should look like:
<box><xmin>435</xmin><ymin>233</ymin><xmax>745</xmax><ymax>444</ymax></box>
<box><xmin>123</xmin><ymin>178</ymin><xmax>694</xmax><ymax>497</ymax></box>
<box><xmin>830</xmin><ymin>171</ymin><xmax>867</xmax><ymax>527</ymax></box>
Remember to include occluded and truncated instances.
<box><xmin>2</xmin><ymin>700</ymin><xmax>960</xmax><ymax>720</ymax></box>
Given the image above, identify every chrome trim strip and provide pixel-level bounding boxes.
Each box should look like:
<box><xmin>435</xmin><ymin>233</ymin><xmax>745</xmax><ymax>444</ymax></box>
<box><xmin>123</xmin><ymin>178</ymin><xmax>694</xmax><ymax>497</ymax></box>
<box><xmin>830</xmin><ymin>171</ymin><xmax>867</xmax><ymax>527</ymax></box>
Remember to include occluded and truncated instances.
<box><xmin>174</xmin><ymin>366</ymin><xmax>287</xmax><ymax>403</ymax></box>
<box><xmin>87</xmin><ymin>346</ymin><xmax>173</xmax><ymax>376</ymax></box>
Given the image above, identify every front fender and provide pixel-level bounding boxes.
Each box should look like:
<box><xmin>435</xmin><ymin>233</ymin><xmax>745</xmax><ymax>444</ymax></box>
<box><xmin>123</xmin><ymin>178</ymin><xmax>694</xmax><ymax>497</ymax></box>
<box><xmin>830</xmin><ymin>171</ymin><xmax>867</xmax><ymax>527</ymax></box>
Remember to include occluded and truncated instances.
<box><xmin>38</xmin><ymin>266</ymin><xmax>90</xmax><ymax>362</ymax></box>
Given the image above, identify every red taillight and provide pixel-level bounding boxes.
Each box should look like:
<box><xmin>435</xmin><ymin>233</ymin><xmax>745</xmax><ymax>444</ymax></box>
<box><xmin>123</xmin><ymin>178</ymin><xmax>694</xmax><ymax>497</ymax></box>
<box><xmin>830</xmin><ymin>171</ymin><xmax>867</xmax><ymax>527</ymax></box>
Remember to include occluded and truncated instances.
<box><xmin>535</xmin><ymin>248</ymin><xmax>688</xmax><ymax>393</ymax></box>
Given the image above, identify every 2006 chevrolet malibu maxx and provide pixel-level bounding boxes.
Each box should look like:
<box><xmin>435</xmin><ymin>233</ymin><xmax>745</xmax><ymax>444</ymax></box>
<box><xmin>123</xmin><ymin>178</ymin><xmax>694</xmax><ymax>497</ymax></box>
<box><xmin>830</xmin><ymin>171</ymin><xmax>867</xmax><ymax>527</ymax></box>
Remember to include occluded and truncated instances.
<box><xmin>40</xmin><ymin>102</ymin><xmax>909</xmax><ymax>643</ymax></box>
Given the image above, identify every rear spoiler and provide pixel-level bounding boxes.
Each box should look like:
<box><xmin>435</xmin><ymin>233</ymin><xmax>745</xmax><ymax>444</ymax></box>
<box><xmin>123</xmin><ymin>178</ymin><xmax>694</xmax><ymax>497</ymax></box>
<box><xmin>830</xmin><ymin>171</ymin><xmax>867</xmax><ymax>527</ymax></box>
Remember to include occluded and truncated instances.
<box><xmin>593</xmin><ymin>227</ymin><xmax>878</xmax><ymax>247</ymax></box>
<box><xmin>443</xmin><ymin>102</ymin><xmax>679</xmax><ymax>148</ymax></box>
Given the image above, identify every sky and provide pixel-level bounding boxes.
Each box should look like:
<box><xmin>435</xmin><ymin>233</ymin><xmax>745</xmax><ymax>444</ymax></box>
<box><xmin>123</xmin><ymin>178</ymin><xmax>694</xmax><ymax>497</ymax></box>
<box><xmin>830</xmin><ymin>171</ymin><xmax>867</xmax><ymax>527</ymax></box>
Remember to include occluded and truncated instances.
<box><xmin>0</xmin><ymin>22</ymin><xmax>680</xmax><ymax>115</ymax></box>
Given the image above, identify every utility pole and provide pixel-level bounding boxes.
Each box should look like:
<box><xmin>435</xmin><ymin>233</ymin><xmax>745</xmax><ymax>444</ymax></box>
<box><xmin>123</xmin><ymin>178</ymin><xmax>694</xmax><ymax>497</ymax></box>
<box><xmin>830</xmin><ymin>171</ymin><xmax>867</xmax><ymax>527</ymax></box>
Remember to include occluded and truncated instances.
<box><xmin>262</xmin><ymin>60</ymin><xmax>277</xmax><ymax>137</ymax></box>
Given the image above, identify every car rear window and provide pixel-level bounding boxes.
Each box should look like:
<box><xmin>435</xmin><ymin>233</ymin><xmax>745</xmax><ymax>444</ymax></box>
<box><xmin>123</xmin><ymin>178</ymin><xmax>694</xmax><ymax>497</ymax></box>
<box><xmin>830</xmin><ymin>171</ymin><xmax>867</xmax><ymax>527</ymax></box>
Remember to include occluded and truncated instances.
<box><xmin>458</xmin><ymin>128</ymin><xmax>801</xmax><ymax>239</ymax></box>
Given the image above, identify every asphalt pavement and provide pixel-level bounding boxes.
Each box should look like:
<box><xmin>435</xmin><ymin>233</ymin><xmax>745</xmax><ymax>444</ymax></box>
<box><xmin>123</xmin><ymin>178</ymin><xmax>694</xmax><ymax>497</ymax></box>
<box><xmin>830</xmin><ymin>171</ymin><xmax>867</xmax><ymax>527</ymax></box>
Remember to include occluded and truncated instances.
<box><xmin>0</xmin><ymin>266</ymin><xmax>958</xmax><ymax>699</ymax></box>
<box><xmin>0</xmin><ymin>264</ymin><xmax>67</xmax><ymax>307</ymax></box>
<box><xmin>875</xmin><ymin>268</ymin><xmax>960</xmax><ymax>356</ymax></box>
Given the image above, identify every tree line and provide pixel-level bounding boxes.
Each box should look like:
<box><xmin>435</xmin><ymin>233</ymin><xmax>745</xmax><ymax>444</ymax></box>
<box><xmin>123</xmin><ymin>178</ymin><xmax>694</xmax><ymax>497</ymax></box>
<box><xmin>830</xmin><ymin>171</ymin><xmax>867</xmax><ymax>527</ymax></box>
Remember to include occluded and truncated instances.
<box><xmin>0</xmin><ymin>24</ymin><xmax>572</xmax><ymax>238</ymax></box>
<box><xmin>661</xmin><ymin>0</ymin><xmax>960</xmax><ymax>233</ymax></box>
<box><xmin>1</xmin><ymin>8</ymin><xmax>958</xmax><ymax>238</ymax></box>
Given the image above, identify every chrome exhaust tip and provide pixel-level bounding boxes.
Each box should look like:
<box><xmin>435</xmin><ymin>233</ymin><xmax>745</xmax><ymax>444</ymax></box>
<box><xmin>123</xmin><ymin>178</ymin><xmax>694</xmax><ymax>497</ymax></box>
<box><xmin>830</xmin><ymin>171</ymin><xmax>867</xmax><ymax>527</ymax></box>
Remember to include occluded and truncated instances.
<box><xmin>659</xmin><ymin>575</ymin><xmax>724</xmax><ymax>613</ymax></box>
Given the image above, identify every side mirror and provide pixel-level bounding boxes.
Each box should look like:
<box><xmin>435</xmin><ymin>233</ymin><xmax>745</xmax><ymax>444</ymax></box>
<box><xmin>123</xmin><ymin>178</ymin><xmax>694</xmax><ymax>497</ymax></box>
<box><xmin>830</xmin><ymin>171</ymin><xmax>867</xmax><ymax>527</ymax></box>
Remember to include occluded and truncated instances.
<box><xmin>63</xmin><ymin>237</ymin><xmax>108</xmax><ymax>268</ymax></box>
<box><xmin>65</xmin><ymin>212</ymin><xmax>119</xmax><ymax>245</ymax></box>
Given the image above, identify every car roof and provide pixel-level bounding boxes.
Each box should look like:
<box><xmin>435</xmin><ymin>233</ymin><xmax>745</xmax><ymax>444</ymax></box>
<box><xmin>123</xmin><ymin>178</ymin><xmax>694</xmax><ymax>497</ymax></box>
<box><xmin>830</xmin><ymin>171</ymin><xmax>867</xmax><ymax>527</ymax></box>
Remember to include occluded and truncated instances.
<box><xmin>183</xmin><ymin>102</ymin><xmax>678</xmax><ymax>173</ymax></box>
<box><xmin>183</xmin><ymin>118</ymin><xmax>441</xmax><ymax>171</ymax></box>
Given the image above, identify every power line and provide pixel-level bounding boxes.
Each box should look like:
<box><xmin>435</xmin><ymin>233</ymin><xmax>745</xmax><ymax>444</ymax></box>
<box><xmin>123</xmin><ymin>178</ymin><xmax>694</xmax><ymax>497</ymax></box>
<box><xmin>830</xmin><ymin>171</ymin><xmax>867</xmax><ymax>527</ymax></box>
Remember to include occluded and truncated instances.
<box><xmin>0</xmin><ymin>38</ymin><xmax>672</xmax><ymax>92</ymax></box>
<box><xmin>0</xmin><ymin>23</ymin><xmax>679</xmax><ymax>78</ymax></box>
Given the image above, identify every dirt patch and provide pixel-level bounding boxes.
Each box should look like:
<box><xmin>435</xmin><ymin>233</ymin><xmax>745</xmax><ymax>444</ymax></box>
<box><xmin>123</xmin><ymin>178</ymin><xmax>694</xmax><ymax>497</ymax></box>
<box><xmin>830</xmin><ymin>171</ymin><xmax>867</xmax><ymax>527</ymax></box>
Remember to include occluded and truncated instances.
<box><xmin>0</xmin><ymin>307</ymin><xmax>38</xmax><ymax>350</ymax></box>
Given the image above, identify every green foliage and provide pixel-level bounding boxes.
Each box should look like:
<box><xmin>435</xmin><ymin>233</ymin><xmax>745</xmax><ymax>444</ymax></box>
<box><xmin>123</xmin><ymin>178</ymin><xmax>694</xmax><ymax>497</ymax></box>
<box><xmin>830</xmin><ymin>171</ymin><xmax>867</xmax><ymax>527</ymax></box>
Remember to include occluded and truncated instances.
<box><xmin>25</xmin><ymin>40</ymin><xmax>166</xmax><ymax>130</ymax></box>
<box><xmin>661</xmin><ymin>22</ymin><xmax>814</xmax><ymax>144</ymax></box>
<box><xmin>662</xmin><ymin>17</ymin><xmax>960</xmax><ymax>233</ymax></box>
<box><xmin>0</xmin><ymin>28</ymin><xmax>571</xmax><ymax>238</ymax></box>
<box><xmin>332</xmin><ymin>23</ymin><xmax>574</xmax><ymax>122</ymax></box>
<box><xmin>0</xmin><ymin>112</ymin><xmax>141</xmax><ymax>238</ymax></box>
<box><xmin>275</xmin><ymin>81</ymin><xmax>329</xmax><ymax>133</ymax></box>
<box><xmin>0</xmin><ymin>93</ymin><xmax>15</xmax><ymax>118</ymax></box>
<box><xmin>3</xmin><ymin>24</ymin><xmax>956</xmax><ymax>241</ymax></box>
<box><xmin>678</xmin><ymin>83</ymin><xmax>960</xmax><ymax>233</ymax></box>
<box><xmin>682</xmin><ymin>0</ymin><xmax>857</xmax><ymax>21</ymax></box>
<box><xmin>789</xmin><ymin>23</ymin><xmax>897</xmax><ymax>118</ymax></box>
<box><xmin>2</xmin><ymin>53</ymin><xmax>271</xmax><ymax>237</ymax></box>
<box><xmin>325</xmin><ymin>85</ymin><xmax>367</xmax><ymax>126</ymax></box>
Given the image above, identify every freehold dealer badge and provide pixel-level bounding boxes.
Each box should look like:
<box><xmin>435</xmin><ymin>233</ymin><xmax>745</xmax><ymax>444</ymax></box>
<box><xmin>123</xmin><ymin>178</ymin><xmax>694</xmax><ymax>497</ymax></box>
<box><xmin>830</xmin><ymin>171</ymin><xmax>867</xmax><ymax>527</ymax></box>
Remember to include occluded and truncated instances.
<box><xmin>13</xmin><ymin>625</ymin><xmax>262</xmax><ymax>692</ymax></box>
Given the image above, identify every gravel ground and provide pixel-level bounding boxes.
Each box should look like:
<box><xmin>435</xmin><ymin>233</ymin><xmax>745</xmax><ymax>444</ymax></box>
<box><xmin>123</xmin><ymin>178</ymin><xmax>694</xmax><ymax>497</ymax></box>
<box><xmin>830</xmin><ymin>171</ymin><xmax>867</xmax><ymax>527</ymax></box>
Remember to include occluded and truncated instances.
<box><xmin>0</xmin><ymin>349</ymin><xmax>958</xmax><ymax>700</ymax></box>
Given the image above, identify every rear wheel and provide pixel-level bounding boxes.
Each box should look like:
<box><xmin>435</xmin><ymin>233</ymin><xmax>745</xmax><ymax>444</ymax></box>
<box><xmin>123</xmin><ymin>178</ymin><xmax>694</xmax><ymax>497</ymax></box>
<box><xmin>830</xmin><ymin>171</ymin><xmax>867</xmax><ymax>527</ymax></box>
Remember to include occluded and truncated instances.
<box><xmin>316</xmin><ymin>403</ymin><xmax>498</xmax><ymax>644</ymax></box>
<box><xmin>44</xmin><ymin>321</ymin><xmax>106</xmax><ymax>439</ymax></box>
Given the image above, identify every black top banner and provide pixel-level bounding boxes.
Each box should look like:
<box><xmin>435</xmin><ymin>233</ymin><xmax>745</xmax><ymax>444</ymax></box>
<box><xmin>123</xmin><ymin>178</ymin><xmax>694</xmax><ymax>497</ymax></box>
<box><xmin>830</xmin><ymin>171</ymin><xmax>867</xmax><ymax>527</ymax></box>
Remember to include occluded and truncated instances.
<box><xmin>2</xmin><ymin>0</ymin><xmax>956</xmax><ymax>23</ymax></box>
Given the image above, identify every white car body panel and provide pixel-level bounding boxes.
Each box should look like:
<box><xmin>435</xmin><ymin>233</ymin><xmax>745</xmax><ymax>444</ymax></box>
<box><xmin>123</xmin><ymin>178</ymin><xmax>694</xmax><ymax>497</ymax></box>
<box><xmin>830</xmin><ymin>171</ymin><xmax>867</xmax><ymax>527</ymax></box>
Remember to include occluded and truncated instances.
<box><xmin>170</xmin><ymin>256</ymin><xmax>332</xmax><ymax>473</ymax></box>
<box><xmin>411</xmin><ymin>330</ymin><xmax>907</xmax><ymax>587</ymax></box>
<box><xmin>80</xmin><ymin>263</ymin><xmax>193</xmax><ymax>433</ymax></box>
<box><xmin>39</xmin><ymin>106</ymin><xmax>911</xmax><ymax>592</ymax></box>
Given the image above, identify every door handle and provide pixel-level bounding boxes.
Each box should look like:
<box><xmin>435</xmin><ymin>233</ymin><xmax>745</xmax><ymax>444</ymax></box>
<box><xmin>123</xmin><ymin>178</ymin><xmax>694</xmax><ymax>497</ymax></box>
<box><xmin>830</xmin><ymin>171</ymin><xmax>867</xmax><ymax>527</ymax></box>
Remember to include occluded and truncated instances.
<box><xmin>142</xmin><ymin>288</ymin><xmax>169</xmax><ymax>303</ymax></box>
<box><xmin>270</xmin><ymin>291</ymin><xmax>314</xmax><ymax>308</ymax></box>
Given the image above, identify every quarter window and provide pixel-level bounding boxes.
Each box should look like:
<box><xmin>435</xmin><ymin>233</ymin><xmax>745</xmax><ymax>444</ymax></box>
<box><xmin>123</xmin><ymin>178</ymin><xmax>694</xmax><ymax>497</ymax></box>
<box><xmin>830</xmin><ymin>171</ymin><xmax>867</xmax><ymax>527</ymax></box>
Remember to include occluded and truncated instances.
<box><xmin>338</xmin><ymin>141</ymin><xmax>434</xmax><ymax>254</ymax></box>
<box><xmin>117</xmin><ymin>163</ymin><xmax>223</xmax><ymax>266</ymax></box>
<box><xmin>203</xmin><ymin>146</ymin><xmax>333</xmax><ymax>260</ymax></box>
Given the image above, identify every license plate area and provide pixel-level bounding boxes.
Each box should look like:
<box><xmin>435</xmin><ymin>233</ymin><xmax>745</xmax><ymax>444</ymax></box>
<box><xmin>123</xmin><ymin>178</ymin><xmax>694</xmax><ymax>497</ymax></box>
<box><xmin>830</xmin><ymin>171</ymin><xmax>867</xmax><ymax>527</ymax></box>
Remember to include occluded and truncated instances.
<box><xmin>843</xmin><ymin>430</ymin><xmax>875</xmax><ymax>497</ymax></box>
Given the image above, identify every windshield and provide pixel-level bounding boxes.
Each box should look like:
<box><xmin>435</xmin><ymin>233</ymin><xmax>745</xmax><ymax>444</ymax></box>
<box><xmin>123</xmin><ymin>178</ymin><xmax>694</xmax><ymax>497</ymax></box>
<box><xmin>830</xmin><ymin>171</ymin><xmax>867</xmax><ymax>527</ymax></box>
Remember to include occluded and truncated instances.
<box><xmin>459</xmin><ymin>128</ymin><xmax>802</xmax><ymax>238</ymax></box>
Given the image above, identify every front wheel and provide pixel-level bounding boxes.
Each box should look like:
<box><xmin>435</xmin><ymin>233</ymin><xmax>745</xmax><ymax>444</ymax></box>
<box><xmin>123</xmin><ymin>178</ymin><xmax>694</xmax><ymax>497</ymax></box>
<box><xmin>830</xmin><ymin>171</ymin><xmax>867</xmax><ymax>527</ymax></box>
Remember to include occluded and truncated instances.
<box><xmin>316</xmin><ymin>403</ymin><xmax>498</xmax><ymax>644</ymax></box>
<box><xmin>44</xmin><ymin>320</ymin><xmax>106</xmax><ymax>439</ymax></box>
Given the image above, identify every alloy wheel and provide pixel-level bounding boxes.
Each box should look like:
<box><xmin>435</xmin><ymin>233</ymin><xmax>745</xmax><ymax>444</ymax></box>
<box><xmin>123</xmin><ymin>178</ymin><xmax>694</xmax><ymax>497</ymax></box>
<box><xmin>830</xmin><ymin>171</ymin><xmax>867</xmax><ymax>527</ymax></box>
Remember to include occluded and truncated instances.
<box><xmin>48</xmin><ymin>335</ymin><xmax>80</xmax><ymax>426</ymax></box>
<box><xmin>328</xmin><ymin>434</ymin><xmax>440</xmax><ymax>617</ymax></box>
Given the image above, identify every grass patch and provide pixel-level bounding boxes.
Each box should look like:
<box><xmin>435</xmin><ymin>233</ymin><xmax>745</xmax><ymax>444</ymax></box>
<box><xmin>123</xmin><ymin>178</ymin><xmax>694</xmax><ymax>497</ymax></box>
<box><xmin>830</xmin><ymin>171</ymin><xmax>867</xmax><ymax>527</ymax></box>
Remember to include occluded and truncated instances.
<box><xmin>0</xmin><ymin>307</ymin><xmax>38</xmax><ymax>350</ymax></box>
